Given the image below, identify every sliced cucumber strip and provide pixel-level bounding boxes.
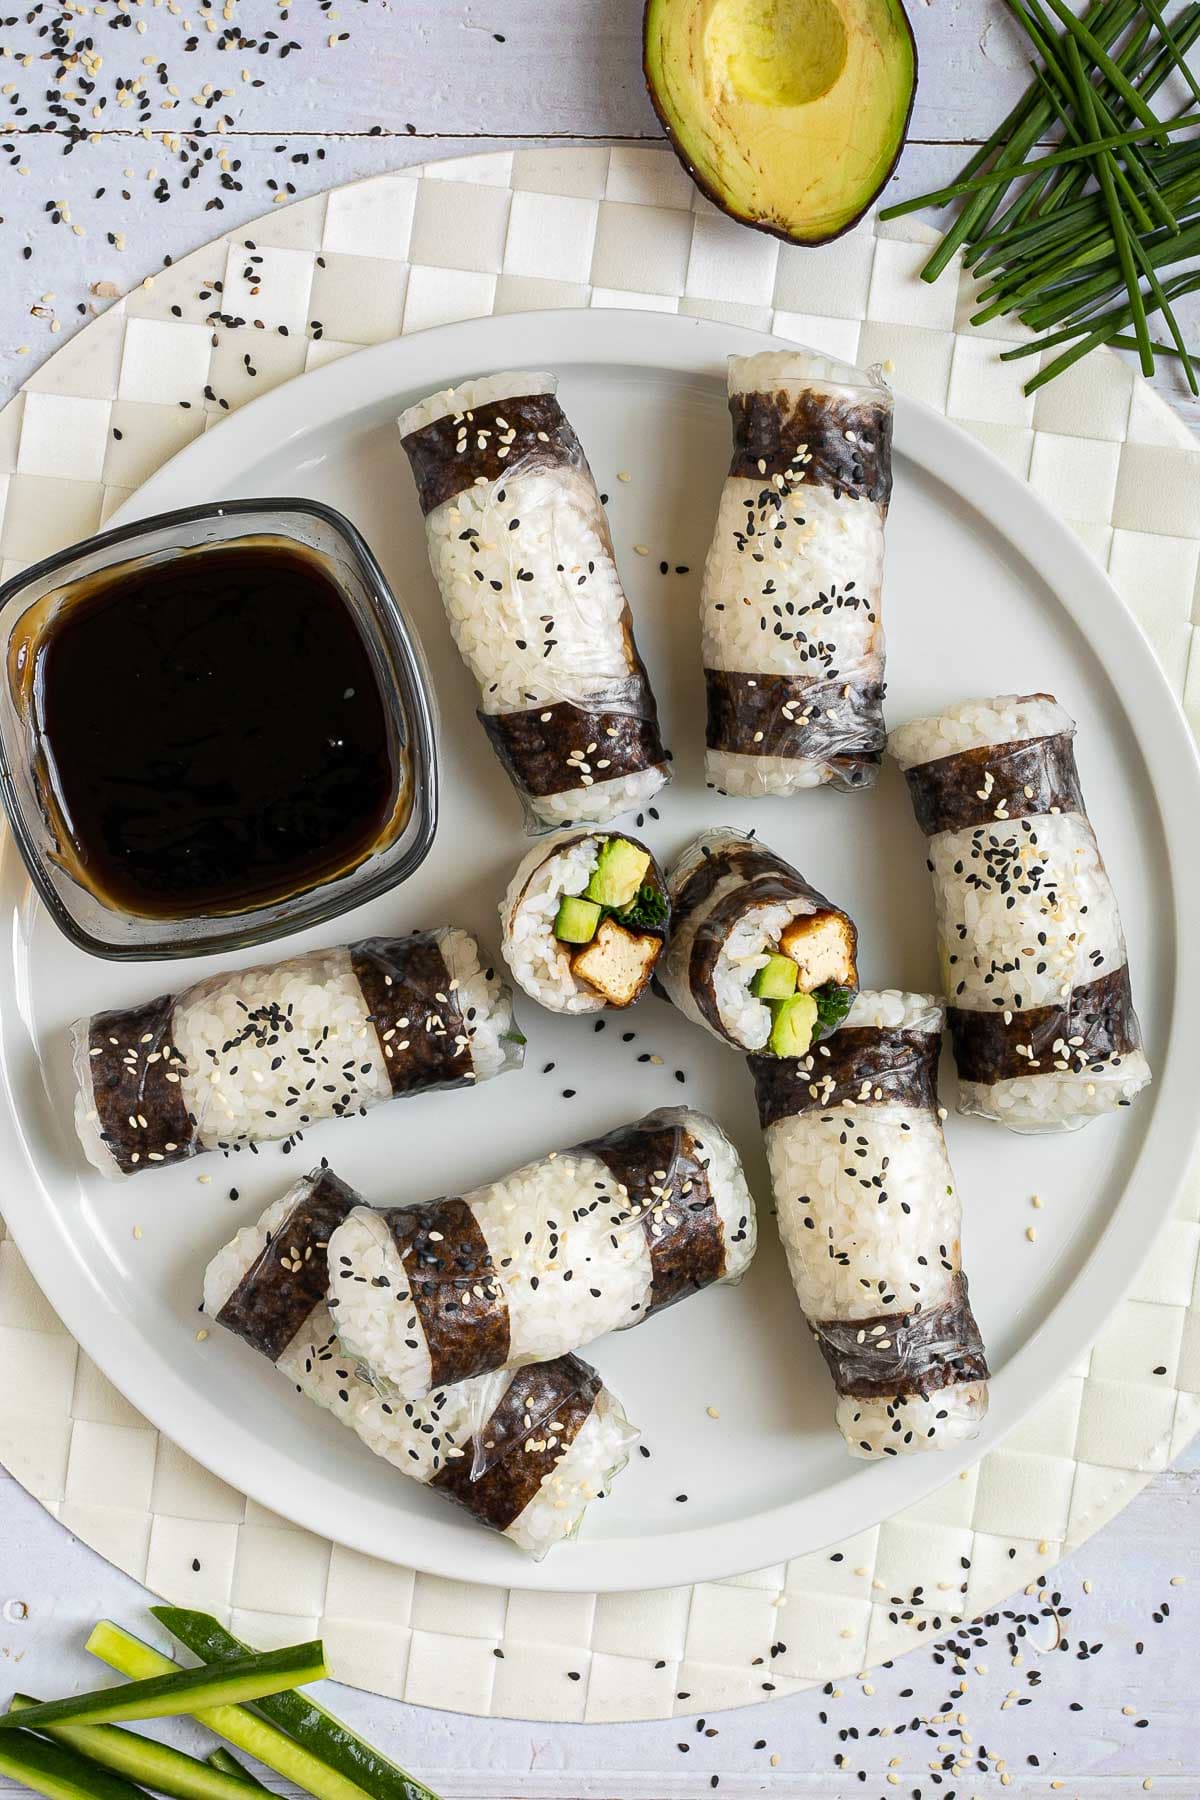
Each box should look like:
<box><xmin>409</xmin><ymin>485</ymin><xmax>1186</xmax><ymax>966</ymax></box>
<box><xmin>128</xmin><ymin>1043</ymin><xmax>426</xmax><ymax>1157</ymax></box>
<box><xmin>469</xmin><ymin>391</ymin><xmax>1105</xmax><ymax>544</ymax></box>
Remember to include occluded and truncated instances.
<box><xmin>204</xmin><ymin>1753</ymin><xmax>267</xmax><ymax>1791</ymax></box>
<box><xmin>0</xmin><ymin>1727</ymin><xmax>151</xmax><ymax>1800</ymax></box>
<box><xmin>7</xmin><ymin>1699</ymin><xmax>259</xmax><ymax>1800</ymax></box>
<box><xmin>151</xmin><ymin>1610</ymin><xmax>437</xmax><ymax>1800</ymax></box>
<box><xmin>85</xmin><ymin>1625</ymin><xmax>380</xmax><ymax>1800</ymax></box>
<box><xmin>4</xmin><ymin>1644</ymin><xmax>325</xmax><ymax>1733</ymax></box>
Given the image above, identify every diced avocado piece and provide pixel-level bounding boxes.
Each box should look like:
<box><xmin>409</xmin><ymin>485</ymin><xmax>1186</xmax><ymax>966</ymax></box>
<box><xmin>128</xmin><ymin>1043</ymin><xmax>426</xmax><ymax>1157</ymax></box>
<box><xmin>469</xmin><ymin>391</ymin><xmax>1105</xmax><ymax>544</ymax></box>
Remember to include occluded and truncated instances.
<box><xmin>554</xmin><ymin>896</ymin><xmax>602</xmax><ymax>944</ymax></box>
<box><xmin>750</xmin><ymin>954</ymin><xmax>799</xmax><ymax>1000</ymax></box>
<box><xmin>583</xmin><ymin>837</ymin><xmax>651</xmax><ymax>910</ymax></box>
<box><xmin>768</xmin><ymin>992</ymin><xmax>819</xmax><ymax>1058</ymax></box>
<box><xmin>644</xmin><ymin>0</ymin><xmax>917</xmax><ymax>246</ymax></box>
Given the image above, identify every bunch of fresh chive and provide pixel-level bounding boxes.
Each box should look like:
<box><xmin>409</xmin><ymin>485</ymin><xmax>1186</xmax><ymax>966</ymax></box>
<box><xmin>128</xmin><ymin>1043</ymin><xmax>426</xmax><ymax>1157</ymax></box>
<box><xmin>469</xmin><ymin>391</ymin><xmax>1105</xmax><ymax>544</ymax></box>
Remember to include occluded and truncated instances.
<box><xmin>880</xmin><ymin>0</ymin><xmax>1200</xmax><ymax>394</ymax></box>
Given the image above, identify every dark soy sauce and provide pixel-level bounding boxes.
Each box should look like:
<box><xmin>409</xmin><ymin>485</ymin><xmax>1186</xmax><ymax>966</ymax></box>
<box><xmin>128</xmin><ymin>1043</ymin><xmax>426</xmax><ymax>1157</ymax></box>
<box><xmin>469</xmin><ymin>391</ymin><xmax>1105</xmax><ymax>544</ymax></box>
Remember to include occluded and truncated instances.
<box><xmin>35</xmin><ymin>539</ymin><xmax>401</xmax><ymax>918</ymax></box>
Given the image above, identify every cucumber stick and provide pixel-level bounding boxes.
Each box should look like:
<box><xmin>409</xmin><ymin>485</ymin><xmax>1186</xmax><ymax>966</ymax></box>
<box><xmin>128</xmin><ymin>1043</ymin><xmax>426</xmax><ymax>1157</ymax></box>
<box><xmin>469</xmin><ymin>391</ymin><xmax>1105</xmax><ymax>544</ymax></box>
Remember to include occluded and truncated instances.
<box><xmin>205</xmin><ymin>1752</ymin><xmax>267</xmax><ymax>1791</ymax></box>
<box><xmin>7</xmin><ymin>1697</ymin><xmax>260</xmax><ymax>1800</ymax></box>
<box><xmin>151</xmin><ymin>1610</ymin><xmax>438</xmax><ymax>1800</ymax></box>
<box><xmin>85</xmin><ymin>1624</ymin><xmax>381</xmax><ymax>1800</ymax></box>
<box><xmin>3</xmin><ymin>1643</ymin><xmax>325</xmax><ymax>1733</ymax></box>
<box><xmin>0</xmin><ymin>1727</ymin><xmax>151</xmax><ymax>1800</ymax></box>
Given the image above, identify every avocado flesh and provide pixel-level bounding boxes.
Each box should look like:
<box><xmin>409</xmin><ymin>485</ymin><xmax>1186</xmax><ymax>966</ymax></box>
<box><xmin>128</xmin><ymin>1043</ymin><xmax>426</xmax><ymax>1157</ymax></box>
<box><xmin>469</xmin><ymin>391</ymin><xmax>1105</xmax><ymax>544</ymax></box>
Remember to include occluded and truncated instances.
<box><xmin>768</xmin><ymin>991</ymin><xmax>819</xmax><ymax>1056</ymax></box>
<box><xmin>751</xmin><ymin>954</ymin><xmax>800</xmax><ymax>1000</ymax></box>
<box><xmin>645</xmin><ymin>0</ymin><xmax>917</xmax><ymax>245</ymax></box>
<box><xmin>555</xmin><ymin>896</ymin><xmax>602</xmax><ymax>943</ymax></box>
<box><xmin>584</xmin><ymin>838</ymin><xmax>652</xmax><ymax>910</ymax></box>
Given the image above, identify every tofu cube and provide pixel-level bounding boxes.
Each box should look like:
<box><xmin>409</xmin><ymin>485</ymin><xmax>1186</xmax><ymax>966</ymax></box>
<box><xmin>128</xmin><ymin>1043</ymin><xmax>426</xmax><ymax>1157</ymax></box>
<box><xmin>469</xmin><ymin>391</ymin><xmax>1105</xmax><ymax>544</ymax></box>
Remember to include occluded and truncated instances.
<box><xmin>570</xmin><ymin>919</ymin><xmax>661</xmax><ymax>1007</ymax></box>
<box><xmin>778</xmin><ymin>909</ymin><xmax>857</xmax><ymax>992</ymax></box>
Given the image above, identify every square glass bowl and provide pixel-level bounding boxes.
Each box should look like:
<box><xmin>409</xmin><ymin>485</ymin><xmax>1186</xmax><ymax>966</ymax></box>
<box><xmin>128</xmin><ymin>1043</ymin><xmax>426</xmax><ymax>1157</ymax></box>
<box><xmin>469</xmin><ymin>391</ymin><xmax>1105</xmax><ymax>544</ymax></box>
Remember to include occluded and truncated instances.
<box><xmin>0</xmin><ymin>499</ymin><xmax>438</xmax><ymax>959</ymax></box>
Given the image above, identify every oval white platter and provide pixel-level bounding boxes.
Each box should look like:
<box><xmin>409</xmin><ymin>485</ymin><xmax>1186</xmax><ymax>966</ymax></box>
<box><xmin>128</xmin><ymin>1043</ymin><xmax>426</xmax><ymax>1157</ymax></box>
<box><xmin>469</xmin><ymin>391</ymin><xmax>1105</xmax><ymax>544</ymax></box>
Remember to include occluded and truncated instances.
<box><xmin>1</xmin><ymin>309</ymin><xmax>1196</xmax><ymax>1594</ymax></box>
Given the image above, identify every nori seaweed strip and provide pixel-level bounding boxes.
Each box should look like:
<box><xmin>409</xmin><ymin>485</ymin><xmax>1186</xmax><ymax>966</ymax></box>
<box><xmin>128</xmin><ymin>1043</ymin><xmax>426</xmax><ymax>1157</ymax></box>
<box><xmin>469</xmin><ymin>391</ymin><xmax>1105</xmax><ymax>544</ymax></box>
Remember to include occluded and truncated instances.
<box><xmin>430</xmin><ymin>1356</ymin><xmax>601</xmax><ymax>1529</ymax></box>
<box><xmin>384</xmin><ymin>1198</ymin><xmax>512</xmax><ymax>1388</ymax></box>
<box><xmin>902</xmin><ymin>730</ymin><xmax>1086</xmax><ymax>838</ymax></box>
<box><xmin>583</xmin><ymin>1115</ymin><xmax>726</xmax><ymax>1313</ymax></box>
<box><xmin>949</xmin><ymin>965</ymin><xmax>1140</xmax><ymax>1086</ymax></box>
<box><xmin>749</xmin><ymin>1026</ymin><xmax>939</xmax><ymax>1126</ymax></box>
<box><xmin>86</xmin><ymin>994</ymin><xmax>195</xmax><ymax>1175</ymax></box>
<box><xmin>705</xmin><ymin>670</ymin><xmax>885</xmax><ymax>784</ymax></box>
<box><xmin>216</xmin><ymin>1170</ymin><xmax>356</xmax><ymax>1361</ymax></box>
<box><xmin>350</xmin><ymin>934</ymin><xmax>473</xmax><ymax>1096</ymax></box>
<box><xmin>479</xmin><ymin>691</ymin><xmax>665</xmax><ymax>799</ymax></box>
<box><xmin>401</xmin><ymin>391</ymin><xmax>579</xmax><ymax>515</ymax></box>
<box><xmin>812</xmin><ymin>1272</ymin><xmax>988</xmax><ymax>1400</ymax></box>
<box><xmin>728</xmin><ymin>387</ymin><xmax>894</xmax><ymax>502</ymax></box>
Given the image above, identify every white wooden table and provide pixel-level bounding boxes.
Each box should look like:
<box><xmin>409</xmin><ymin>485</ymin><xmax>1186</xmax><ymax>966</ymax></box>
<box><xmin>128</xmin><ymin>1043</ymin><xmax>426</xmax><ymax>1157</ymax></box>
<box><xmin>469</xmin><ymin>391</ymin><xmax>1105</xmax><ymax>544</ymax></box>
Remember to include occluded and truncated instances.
<box><xmin>0</xmin><ymin>2</ymin><xmax>1198</xmax><ymax>1793</ymax></box>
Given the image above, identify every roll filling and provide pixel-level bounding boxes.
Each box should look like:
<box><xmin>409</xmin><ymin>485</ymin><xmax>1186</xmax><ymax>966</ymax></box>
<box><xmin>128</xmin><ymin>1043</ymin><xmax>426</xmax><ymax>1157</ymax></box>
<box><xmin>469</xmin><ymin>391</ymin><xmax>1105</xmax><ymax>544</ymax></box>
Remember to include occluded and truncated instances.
<box><xmin>658</xmin><ymin>827</ymin><xmax>858</xmax><ymax>1057</ymax></box>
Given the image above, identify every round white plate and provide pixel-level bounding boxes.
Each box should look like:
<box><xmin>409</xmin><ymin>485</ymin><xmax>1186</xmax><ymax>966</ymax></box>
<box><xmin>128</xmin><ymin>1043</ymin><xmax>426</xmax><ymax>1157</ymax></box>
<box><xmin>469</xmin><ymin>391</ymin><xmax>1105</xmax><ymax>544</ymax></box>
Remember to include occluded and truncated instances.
<box><xmin>1</xmin><ymin>309</ymin><xmax>1196</xmax><ymax>1594</ymax></box>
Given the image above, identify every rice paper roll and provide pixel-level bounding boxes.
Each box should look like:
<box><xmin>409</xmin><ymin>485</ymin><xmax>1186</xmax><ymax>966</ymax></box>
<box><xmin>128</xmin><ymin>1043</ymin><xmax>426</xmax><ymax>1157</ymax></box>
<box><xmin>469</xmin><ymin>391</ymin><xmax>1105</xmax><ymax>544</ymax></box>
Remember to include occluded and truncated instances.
<box><xmin>73</xmin><ymin>926</ymin><xmax>521</xmax><ymax>1180</ymax></box>
<box><xmin>750</xmin><ymin>989</ymin><xmax>989</xmax><ymax>1458</ymax></box>
<box><xmin>204</xmin><ymin>1170</ymin><xmax>635</xmax><ymax>1557</ymax></box>
<box><xmin>701</xmin><ymin>350</ymin><xmax>892</xmax><ymax>796</ymax></box>
<box><xmin>327</xmin><ymin>1104</ymin><xmax>756</xmax><ymax>1401</ymax></box>
<box><xmin>658</xmin><ymin>827</ymin><xmax>858</xmax><ymax>1056</ymax></box>
<box><xmin>500</xmin><ymin>828</ymin><xmax>669</xmax><ymax>1014</ymax></box>
<box><xmin>889</xmin><ymin>694</ymin><xmax>1151</xmax><ymax>1132</ymax></box>
<box><xmin>398</xmin><ymin>371</ymin><xmax>670</xmax><ymax>833</ymax></box>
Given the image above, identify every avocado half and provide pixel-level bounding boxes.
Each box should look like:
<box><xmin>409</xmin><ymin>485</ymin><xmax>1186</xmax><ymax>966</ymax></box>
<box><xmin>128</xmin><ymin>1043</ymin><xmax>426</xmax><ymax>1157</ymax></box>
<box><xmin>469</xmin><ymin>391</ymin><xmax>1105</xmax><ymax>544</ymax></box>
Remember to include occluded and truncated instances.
<box><xmin>644</xmin><ymin>0</ymin><xmax>917</xmax><ymax>246</ymax></box>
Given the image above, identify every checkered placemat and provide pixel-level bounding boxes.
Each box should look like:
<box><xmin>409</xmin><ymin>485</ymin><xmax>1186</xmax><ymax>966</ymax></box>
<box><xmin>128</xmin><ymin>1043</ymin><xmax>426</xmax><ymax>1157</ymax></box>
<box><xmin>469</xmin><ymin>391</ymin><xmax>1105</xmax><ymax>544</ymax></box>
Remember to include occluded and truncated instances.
<box><xmin>1</xmin><ymin>146</ymin><xmax>1198</xmax><ymax>1723</ymax></box>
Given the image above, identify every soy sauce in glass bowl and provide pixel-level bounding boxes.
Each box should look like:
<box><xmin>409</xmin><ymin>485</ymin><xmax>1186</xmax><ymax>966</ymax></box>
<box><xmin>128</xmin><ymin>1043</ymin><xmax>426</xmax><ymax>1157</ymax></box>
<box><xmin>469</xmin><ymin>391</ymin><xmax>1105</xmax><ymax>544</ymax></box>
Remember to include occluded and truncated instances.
<box><xmin>0</xmin><ymin>499</ymin><xmax>438</xmax><ymax>960</ymax></box>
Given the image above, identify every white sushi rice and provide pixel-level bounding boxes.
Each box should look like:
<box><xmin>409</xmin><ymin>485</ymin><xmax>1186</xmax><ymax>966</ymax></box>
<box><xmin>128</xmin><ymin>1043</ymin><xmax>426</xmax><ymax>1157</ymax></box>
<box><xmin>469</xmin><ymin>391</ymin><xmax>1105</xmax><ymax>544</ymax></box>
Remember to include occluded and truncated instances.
<box><xmin>888</xmin><ymin>693</ymin><xmax>1073</xmax><ymax>769</ymax></box>
<box><xmin>439</xmin><ymin>925</ymin><xmax>519</xmax><ymax>1080</ymax></box>
<box><xmin>73</xmin><ymin>930</ymin><xmax>516</xmax><ymax>1178</ymax></box>
<box><xmin>206</xmin><ymin>1182</ymin><xmax>635</xmax><ymax>1557</ymax></box>
<box><xmin>889</xmin><ymin>696</ymin><xmax>1152</xmax><ymax>1131</ymax></box>
<box><xmin>400</xmin><ymin>371</ymin><xmax>669</xmax><ymax>832</ymax></box>
<box><xmin>500</xmin><ymin>832</ymin><xmax>606</xmax><ymax>1015</ymax></box>
<box><xmin>328</xmin><ymin>1108</ymin><xmax>756</xmax><ymax>1401</ymax></box>
<box><xmin>702</xmin><ymin>350</ymin><xmax>889</xmax><ymax>797</ymax></box>
<box><xmin>659</xmin><ymin>828</ymin><xmax>832</xmax><ymax>1050</ymax></box>
<box><xmin>761</xmin><ymin>989</ymin><xmax>988</xmax><ymax>1459</ymax></box>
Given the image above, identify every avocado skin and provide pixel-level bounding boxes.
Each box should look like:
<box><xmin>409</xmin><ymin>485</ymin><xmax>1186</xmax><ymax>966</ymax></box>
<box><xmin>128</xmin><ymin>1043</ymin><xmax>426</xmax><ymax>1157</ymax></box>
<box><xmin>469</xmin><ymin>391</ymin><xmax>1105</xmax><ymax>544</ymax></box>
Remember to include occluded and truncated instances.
<box><xmin>642</xmin><ymin>0</ymin><xmax>919</xmax><ymax>248</ymax></box>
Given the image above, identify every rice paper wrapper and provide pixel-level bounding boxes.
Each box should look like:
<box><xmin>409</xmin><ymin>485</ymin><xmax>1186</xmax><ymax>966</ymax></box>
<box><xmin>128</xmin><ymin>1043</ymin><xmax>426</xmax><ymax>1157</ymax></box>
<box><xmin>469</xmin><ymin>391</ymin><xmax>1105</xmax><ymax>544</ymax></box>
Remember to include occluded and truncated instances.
<box><xmin>398</xmin><ymin>371</ymin><xmax>670</xmax><ymax>833</ymax></box>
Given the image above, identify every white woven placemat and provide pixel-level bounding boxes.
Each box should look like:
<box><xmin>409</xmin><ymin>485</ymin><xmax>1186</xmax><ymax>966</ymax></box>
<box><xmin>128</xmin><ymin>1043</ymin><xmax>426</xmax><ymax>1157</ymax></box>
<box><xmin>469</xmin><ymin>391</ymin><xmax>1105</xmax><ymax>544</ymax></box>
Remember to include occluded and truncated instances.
<box><xmin>1</xmin><ymin>146</ymin><xmax>1199</xmax><ymax>1725</ymax></box>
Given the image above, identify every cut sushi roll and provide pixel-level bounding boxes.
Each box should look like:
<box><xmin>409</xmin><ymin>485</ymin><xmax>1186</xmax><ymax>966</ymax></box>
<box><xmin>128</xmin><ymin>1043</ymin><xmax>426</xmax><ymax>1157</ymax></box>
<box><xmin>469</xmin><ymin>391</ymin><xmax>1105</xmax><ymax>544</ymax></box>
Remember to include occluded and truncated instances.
<box><xmin>658</xmin><ymin>827</ymin><xmax>858</xmax><ymax>1056</ymax></box>
<box><xmin>398</xmin><ymin>371</ymin><xmax>671</xmax><ymax>833</ymax></box>
<box><xmin>750</xmin><ymin>989</ymin><xmax>989</xmax><ymax>1458</ymax></box>
<box><xmin>73</xmin><ymin>927</ymin><xmax>521</xmax><ymax>1179</ymax></box>
<box><xmin>701</xmin><ymin>350</ymin><xmax>892</xmax><ymax>796</ymax></box>
<box><xmin>889</xmin><ymin>694</ymin><xmax>1152</xmax><ymax>1132</ymax></box>
<box><xmin>500</xmin><ymin>829</ymin><xmax>670</xmax><ymax>1013</ymax></box>
<box><xmin>204</xmin><ymin>1169</ymin><xmax>637</xmax><ymax>1558</ymax></box>
<box><xmin>327</xmin><ymin>1105</ymin><xmax>756</xmax><ymax>1401</ymax></box>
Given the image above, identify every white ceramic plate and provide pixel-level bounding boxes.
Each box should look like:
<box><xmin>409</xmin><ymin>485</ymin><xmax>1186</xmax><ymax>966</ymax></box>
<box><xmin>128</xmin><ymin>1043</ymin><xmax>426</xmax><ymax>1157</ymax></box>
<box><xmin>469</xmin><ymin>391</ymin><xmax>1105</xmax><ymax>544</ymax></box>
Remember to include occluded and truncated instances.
<box><xmin>2</xmin><ymin>310</ymin><xmax>1196</xmax><ymax>1594</ymax></box>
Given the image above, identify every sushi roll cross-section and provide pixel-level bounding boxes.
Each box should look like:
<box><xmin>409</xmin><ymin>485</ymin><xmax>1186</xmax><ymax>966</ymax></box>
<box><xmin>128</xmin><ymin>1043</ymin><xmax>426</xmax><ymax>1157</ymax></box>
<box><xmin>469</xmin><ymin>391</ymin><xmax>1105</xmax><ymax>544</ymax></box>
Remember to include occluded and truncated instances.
<box><xmin>750</xmin><ymin>989</ymin><xmax>989</xmax><ymax>1458</ymax></box>
<box><xmin>890</xmin><ymin>694</ymin><xmax>1152</xmax><ymax>1132</ymax></box>
<box><xmin>500</xmin><ymin>829</ymin><xmax>670</xmax><ymax>1013</ymax></box>
<box><xmin>658</xmin><ymin>827</ymin><xmax>858</xmax><ymax>1057</ymax></box>
<box><xmin>73</xmin><ymin>927</ymin><xmax>521</xmax><ymax>1179</ymax></box>
<box><xmin>398</xmin><ymin>371</ymin><xmax>671</xmax><ymax>833</ymax></box>
<box><xmin>701</xmin><ymin>349</ymin><xmax>892</xmax><ymax>797</ymax></box>
<box><xmin>327</xmin><ymin>1105</ymin><xmax>756</xmax><ymax>1401</ymax></box>
<box><xmin>204</xmin><ymin>1169</ymin><xmax>637</xmax><ymax>1558</ymax></box>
